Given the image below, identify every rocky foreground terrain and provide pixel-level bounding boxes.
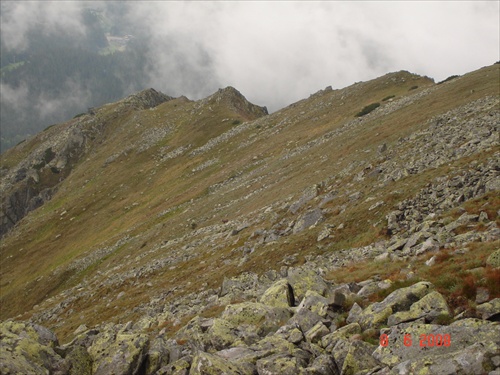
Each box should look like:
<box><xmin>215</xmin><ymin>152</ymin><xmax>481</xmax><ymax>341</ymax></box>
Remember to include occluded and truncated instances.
<box><xmin>1</xmin><ymin>63</ymin><xmax>499</xmax><ymax>374</ymax></box>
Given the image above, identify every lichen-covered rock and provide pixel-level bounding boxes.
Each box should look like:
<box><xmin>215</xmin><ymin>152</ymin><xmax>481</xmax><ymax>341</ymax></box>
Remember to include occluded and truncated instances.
<box><xmin>175</xmin><ymin>316</ymin><xmax>212</xmax><ymax>351</ymax></box>
<box><xmin>214</xmin><ymin>346</ymin><xmax>260</xmax><ymax>374</ymax></box>
<box><xmin>356</xmin><ymin>281</ymin><xmax>381</xmax><ymax>297</ymax></box>
<box><xmin>321</xmin><ymin>323</ymin><xmax>362</xmax><ymax>352</ymax></box>
<box><xmin>0</xmin><ymin>320</ymin><xmax>68</xmax><ymax>375</ymax></box>
<box><xmin>305</xmin><ymin>322</ymin><xmax>330</xmax><ymax>344</ymax></box>
<box><xmin>391</xmin><ymin>342</ymin><xmax>499</xmax><ymax>375</ymax></box>
<box><xmin>274</xmin><ymin>324</ymin><xmax>304</xmax><ymax>344</ymax></box>
<box><xmin>355</xmin><ymin>304</ymin><xmax>393</xmax><ymax>331</ymax></box>
<box><xmin>287</xmin><ymin>268</ymin><xmax>328</xmax><ymax>303</ymax></box>
<box><xmin>256</xmin><ymin>354</ymin><xmax>307</xmax><ymax>375</ymax></box>
<box><xmin>260</xmin><ymin>279</ymin><xmax>295</xmax><ymax>308</ymax></box>
<box><xmin>354</xmin><ymin>281</ymin><xmax>434</xmax><ymax>329</ymax></box>
<box><xmin>373</xmin><ymin>319</ymin><xmax>500</xmax><ymax>367</ymax></box>
<box><xmin>298</xmin><ymin>290</ymin><xmax>330</xmax><ymax>318</ymax></box>
<box><xmin>250</xmin><ymin>335</ymin><xmax>296</xmax><ymax>356</ymax></box>
<box><xmin>219</xmin><ymin>273</ymin><xmax>260</xmax><ymax>300</ymax></box>
<box><xmin>287</xmin><ymin>306</ymin><xmax>324</xmax><ymax>333</ymax></box>
<box><xmin>340</xmin><ymin>340</ymin><xmax>380</xmax><ymax>375</ymax></box>
<box><xmin>330</xmin><ymin>339</ymin><xmax>351</xmax><ymax>371</ymax></box>
<box><xmin>305</xmin><ymin>354</ymin><xmax>340</xmax><ymax>375</ymax></box>
<box><xmin>326</xmin><ymin>290</ymin><xmax>347</xmax><ymax>310</ymax></box>
<box><xmin>222</xmin><ymin>302</ymin><xmax>291</xmax><ymax>336</ymax></box>
<box><xmin>345</xmin><ymin>303</ymin><xmax>363</xmax><ymax>325</ymax></box>
<box><xmin>87</xmin><ymin>329</ymin><xmax>149</xmax><ymax>375</ymax></box>
<box><xmin>65</xmin><ymin>344</ymin><xmax>93</xmax><ymax>375</ymax></box>
<box><xmin>487</xmin><ymin>249</ymin><xmax>500</xmax><ymax>268</ymax></box>
<box><xmin>189</xmin><ymin>351</ymin><xmax>246</xmax><ymax>374</ymax></box>
<box><xmin>288</xmin><ymin>328</ymin><xmax>304</xmax><ymax>345</ymax></box>
<box><xmin>206</xmin><ymin>318</ymin><xmax>239</xmax><ymax>350</ymax></box>
<box><xmin>387</xmin><ymin>290</ymin><xmax>451</xmax><ymax>326</ymax></box>
<box><xmin>293</xmin><ymin>208</ymin><xmax>324</xmax><ymax>233</ymax></box>
<box><xmin>157</xmin><ymin>355</ymin><xmax>192</xmax><ymax>375</ymax></box>
<box><xmin>476</xmin><ymin>298</ymin><xmax>500</xmax><ymax>321</ymax></box>
<box><xmin>143</xmin><ymin>336</ymin><xmax>170</xmax><ymax>375</ymax></box>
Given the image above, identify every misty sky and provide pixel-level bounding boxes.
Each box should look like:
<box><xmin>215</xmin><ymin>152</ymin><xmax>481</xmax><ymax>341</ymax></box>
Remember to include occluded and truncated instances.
<box><xmin>1</xmin><ymin>1</ymin><xmax>499</xmax><ymax>113</ymax></box>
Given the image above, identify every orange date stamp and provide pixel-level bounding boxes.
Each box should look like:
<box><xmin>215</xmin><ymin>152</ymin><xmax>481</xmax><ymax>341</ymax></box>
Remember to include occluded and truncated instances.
<box><xmin>380</xmin><ymin>333</ymin><xmax>451</xmax><ymax>347</ymax></box>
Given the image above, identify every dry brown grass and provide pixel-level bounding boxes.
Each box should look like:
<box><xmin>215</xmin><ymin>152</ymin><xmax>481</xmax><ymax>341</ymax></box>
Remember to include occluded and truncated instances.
<box><xmin>326</xmin><ymin>238</ymin><xmax>500</xmax><ymax>318</ymax></box>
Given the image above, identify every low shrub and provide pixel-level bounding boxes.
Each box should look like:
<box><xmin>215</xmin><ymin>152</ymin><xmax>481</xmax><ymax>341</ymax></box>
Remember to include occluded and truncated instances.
<box><xmin>461</xmin><ymin>275</ymin><xmax>477</xmax><ymax>300</ymax></box>
<box><xmin>355</xmin><ymin>102</ymin><xmax>380</xmax><ymax>117</ymax></box>
<box><xmin>484</xmin><ymin>267</ymin><xmax>500</xmax><ymax>298</ymax></box>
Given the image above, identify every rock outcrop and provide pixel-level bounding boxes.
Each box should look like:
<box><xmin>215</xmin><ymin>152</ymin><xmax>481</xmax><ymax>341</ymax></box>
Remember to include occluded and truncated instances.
<box><xmin>2</xmin><ymin>269</ymin><xmax>499</xmax><ymax>374</ymax></box>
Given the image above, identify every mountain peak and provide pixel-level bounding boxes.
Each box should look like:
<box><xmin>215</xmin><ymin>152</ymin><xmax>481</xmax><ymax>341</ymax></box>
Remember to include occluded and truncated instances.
<box><xmin>204</xmin><ymin>86</ymin><xmax>269</xmax><ymax>119</ymax></box>
<box><xmin>121</xmin><ymin>88</ymin><xmax>174</xmax><ymax>110</ymax></box>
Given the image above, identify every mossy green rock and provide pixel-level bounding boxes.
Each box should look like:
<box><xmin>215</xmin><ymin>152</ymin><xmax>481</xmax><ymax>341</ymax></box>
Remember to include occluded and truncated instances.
<box><xmin>190</xmin><ymin>351</ymin><xmax>246</xmax><ymax>374</ymax></box>
<box><xmin>256</xmin><ymin>354</ymin><xmax>306</xmax><ymax>374</ymax></box>
<box><xmin>304</xmin><ymin>321</ymin><xmax>330</xmax><ymax>344</ymax></box>
<box><xmin>158</xmin><ymin>356</ymin><xmax>191</xmax><ymax>375</ymax></box>
<box><xmin>476</xmin><ymin>298</ymin><xmax>500</xmax><ymax>320</ymax></box>
<box><xmin>144</xmin><ymin>336</ymin><xmax>170</xmax><ymax>375</ymax></box>
<box><xmin>287</xmin><ymin>268</ymin><xmax>328</xmax><ymax>302</ymax></box>
<box><xmin>250</xmin><ymin>336</ymin><xmax>296</xmax><ymax>357</ymax></box>
<box><xmin>392</xmin><ymin>342</ymin><xmax>499</xmax><ymax>374</ymax></box>
<box><xmin>330</xmin><ymin>338</ymin><xmax>351</xmax><ymax>370</ymax></box>
<box><xmin>486</xmin><ymin>249</ymin><xmax>500</xmax><ymax>268</ymax></box>
<box><xmin>355</xmin><ymin>304</ymin><xmax>393</xmax><ymax>331</ymax></box>
<box><xmin>373</xmin><ymin>319</ymin><xmax>500</xmax><ymax>367</ymax></box>
<box><xmin>259</xmin><ymin>279</ymin><xmax>294</xmax><ymax>308</ymax></box>
<box><xmin>206</xmin><ymin>318</ymin><xmax>239</xmax><ymax>350</ymax></box>
<box><xmin>0</xmin><ymin>320</ymin><xmax>67</xmax><ymax>375</ymax></box>
<box><xmin>66</xmin><ymin>345</ymin><xmax>92</xmax><ymax>375</ymax></box>
<box><xmin>388</xmin><ymin>291</ymin><xmax>450</xmax><ymax>326</ymax></box>
<box><xmin>88</xmin><ymin>330</ymin><xmax>149</xmax><ymax>375</ymax></box>
<box><xmin>175</xmin><ymin>316</ymin><xmax>211</xmax><ymax>349</ymax></box>
<box><xmin>321</xmin><ymin>323</ymin><xmax>361</xmax><ymax>351</ymax></box>
<box><xmin>222</xmin><ymin>302</ymin><xmax>291</xmax><ymax>336</ymax></box>
<box><xmin>355</xmin><ymin>281</ymin><xmax>434</xmax><ymax>329</ymax></box>
<box><xmin>298</xmin><ymin>290</ymin><xmax>329</xmax><ymax>318</ymax></box>
<box><xmin>341</xmin><ymin>340</ymin><xmax>380</xmax><ymax>375</ymax></box>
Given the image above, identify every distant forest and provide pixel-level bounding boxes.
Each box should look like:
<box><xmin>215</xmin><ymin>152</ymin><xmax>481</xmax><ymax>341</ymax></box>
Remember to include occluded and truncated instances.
<box><xmin>0</xmin><ymin>8</ymin><xmax>150</xmax><ymax>152</ymax></box>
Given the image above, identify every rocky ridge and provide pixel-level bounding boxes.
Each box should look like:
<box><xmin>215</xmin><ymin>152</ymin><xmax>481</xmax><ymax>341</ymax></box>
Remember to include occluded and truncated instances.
<box><xmin>0</xmin><ymin>88</ymin><xmax>174</xmax><ymax>237</ymax></box>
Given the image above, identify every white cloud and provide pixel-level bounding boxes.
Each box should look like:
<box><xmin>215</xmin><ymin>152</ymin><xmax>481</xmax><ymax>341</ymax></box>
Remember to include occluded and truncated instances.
<box><xmin>0</xmin><ymin>1</ymin><xmax>85</xmax><ymax>50</ymax></box>
<box><xmin>122</xmin><ymin>1</ymin><xmax>499</xmax><ymax>110</ymax></box>
<box><xmin>1</xmin><ymin>1</ymin><xmax>498</xmax><ymax>112</ymax></box>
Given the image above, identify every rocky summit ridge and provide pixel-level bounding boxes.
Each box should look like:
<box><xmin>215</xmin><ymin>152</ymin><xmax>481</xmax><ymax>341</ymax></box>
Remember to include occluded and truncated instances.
<box><xmin>0</xmin><ymin>63</ymin><xmax>499</xmax><ymax>374</ymax></box>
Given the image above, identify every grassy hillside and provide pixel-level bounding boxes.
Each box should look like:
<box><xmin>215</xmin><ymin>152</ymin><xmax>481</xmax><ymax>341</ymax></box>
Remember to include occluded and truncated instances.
<box><xmin>1</xmin><ymin>63</ymin><xmax>498</xmax><ymax>342</ymax></box>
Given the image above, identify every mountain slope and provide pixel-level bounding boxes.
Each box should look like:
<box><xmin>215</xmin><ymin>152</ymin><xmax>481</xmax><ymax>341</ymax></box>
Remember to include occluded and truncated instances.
<box><xmin>0</xmin><ymin>62</ymin><xmax>499</xmax><ymax>351</ymax></box>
